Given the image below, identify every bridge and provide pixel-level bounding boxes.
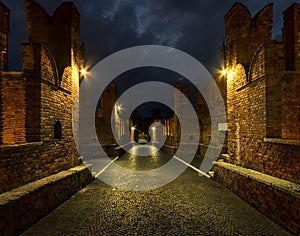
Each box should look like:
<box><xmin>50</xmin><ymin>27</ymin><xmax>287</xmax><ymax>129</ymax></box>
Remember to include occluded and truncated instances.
<box><xmin>22</xmin><ymin>145</ymin><xmax>290</xmax><ymax>235</ymax></box>
<box><xmin>0</xmin><ymin>1</ymin><xmax>299</xmax><ymax>235</ymax></box>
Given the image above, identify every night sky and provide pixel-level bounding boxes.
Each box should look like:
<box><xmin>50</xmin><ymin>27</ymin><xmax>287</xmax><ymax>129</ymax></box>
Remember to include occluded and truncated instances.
<box><xmin>2</xmin><ymin>0</ymin><xmax>297</xmax><ymax>74</ymax></box>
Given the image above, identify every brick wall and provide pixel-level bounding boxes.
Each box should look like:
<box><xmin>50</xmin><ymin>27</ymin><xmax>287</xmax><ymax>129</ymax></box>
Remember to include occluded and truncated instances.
<box><xmin>0</xmin><ymin>2</ymin><xmax>9</xmax><ymax>72</ymax></box>
<box><xmin>224</xmin><ymin>3</ymin><xmax>300</xmax><ymax>184</ymax></box>
<box><xmin>213</xmin><ymin>162</ymin><xmax>300</xmax><ymax>235</ymax></box>
<box><xmin>281</xmin><ymin>72</ymin><xmax>300</xmax><ymax>139</ymax></box>
<box><xmin>0</xmin><ymin>164</ymin><xmax>93</xmax><ymax>235</ymax></box>
<box><xmin>225</xmin><ymin>3</ymin><xmax>273</xmax><ymax>67</ymax></box>
<box><xmin>0</xmin><ymin>0</ymin><xmax>85</xmax><ymax>194</ymax></box>
<box><xmin>1</xmin><ymin>72</ymin><xmax>26</xmax><ymax>144</ymax></box>
<box><xmin>25</xmin><ymin>0</ymin><xmax>80</xmax><ymax>78</ymax></box>
<box><xmin>283</xmin><ymin>3</ymin><xmax>300</xmax><ymax>71</ymax></box>
<box><xmin>95</xmin><ymin>83</ymin><xmax>117</xmax><ymax>146</ymax></box>
<box><xmin>0</xmin><ymin>142</ymin><xmax>82</xmax><ymax>194</ymax></box>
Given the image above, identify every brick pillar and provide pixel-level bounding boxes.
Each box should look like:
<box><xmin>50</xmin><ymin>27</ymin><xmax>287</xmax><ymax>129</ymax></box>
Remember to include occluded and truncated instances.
<box><xmin>22</xmin><ymin>43</ymin><xmax>42</xmax><ymax>142</ymax></box>
<box><xmin>283</xmin><ymin>3</ymin><xmax>300</xmax><ymax>71</ymax></box>
<box><xmin>0</xmin><ymin>2</ymin><xmax>9</xmax><ymax>72</ymax></box>
<box><xmin>0</xmin><ymin>73</ymin><xmax>2</xmax><ymax>144</ymax></box>
<box><xmin>0</xmin><ymin>2</ymin><xmax>10</xmax><ymax>144</ymax></box>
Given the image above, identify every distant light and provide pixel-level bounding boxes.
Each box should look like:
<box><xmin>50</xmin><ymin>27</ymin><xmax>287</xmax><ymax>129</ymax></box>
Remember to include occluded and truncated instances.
<box><xmin>81</xmin><ymin>68</ymin><xmax>87</xmax><ymax>76</ymax></box>
<box><xmin>131</xmin><ymin>127</ymin><xmax>135</xmax><ymax>131</ymax></box>
<box><xmin>116</xmin><ymin>104</ymin><xmax>122</xmax><ymax>111</ymax></box>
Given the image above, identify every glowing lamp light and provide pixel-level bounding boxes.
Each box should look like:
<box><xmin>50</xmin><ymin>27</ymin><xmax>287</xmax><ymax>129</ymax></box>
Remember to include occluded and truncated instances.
<box><xmin>131</xmin><ymin>127</ymin><xmax>135</xmax><ymax>131</ymax></box>
<box><xmin>80</xmin><ymin>68</ymin><xmax>87</xmax><ymax>76</ymax></box>
<box><xmin>116</xmin><ymin>104</ymin><xmax>122</xmax><ymax>111</ymax></box>
<box><xmin>221</xmin><ymin>69</ymin><xmax>227</xmax><ymax>76</ymax></box>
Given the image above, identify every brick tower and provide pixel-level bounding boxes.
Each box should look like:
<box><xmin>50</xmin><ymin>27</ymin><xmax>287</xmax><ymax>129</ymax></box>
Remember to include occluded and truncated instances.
<box><xmin>0</xmin><ymin>1</ymin><xmax>9</xmax><ymax>72</ymax></box>
<box><xmin>0</xmin><ymin>2</ymin><xmax>10</xmax><ymax>144</ymax></box>
<box><xmin>24</xmin><ymin>0</ymin><xmax>82</xmax><ymax>142</ymax></box>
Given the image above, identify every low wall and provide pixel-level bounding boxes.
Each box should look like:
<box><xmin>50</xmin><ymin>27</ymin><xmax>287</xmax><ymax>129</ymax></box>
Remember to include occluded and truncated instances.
<box><xmin>0</xmin><ymin>164</ymin><xmax>93</xmax><ymax>235</ymax></box>
<box><xmin>213</xmin><ymin>161</ymin><xmax>300</xmax><ymax>234</ymax></box>
<box><xmin>0</xmin><ymin>141</ymin><xmax>82</xmax><ymax>194</ymax></box>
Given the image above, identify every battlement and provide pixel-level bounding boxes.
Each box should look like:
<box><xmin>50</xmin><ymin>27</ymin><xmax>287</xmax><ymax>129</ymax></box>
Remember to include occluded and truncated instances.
<box><xmin>0</xmin><ymin>2</ymin><xmax>9</xmax><ymax>34</ymax></box>
<box><xmin>283</xmin><ymin>3</ymin><xmax>300</xmax><ymax>71</ymax></box>
<box><xmin>225</xmin><ymin>3</ymin><xmax>273</xmax><ymax>67</ymax></box>
<box><xmin>25</xmin><ymin>0</ymin><xmax>80</xmax><ymax>78</ymax></box>
<box><xmin>224</xmin><ymin>2</ymin><xmax>300</xmax><ymax>185</ymax></box>
<box><xmin>0</xmin><ymin>1</ymin><xmax>10</xmax><ymax>72</ymax></box>
<box><xmin>0</xmin><ymin>0</ymin><xmax>83</xmax><ymax>194</ymax></box>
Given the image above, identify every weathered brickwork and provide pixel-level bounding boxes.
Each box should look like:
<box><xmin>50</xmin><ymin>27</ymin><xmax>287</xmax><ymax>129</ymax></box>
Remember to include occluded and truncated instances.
<box><xmin>214</xmin><ymin>162</ymin><xmax>300</xmax><ymax>235</ymax></box>
<box><xmin>163</xmin><ymin>83</ymin><xmax>213</xmax><ymax>156</ymax></box>
<box><xmin>1</xmin><ymin>73</ymin><xmax>26</xmax><ymax>144</ymax></box>
<box><xmin>163</xmin><ymin>77</ymin><xmax>227</xmax><ymax>157</ymax></box>
<box><xmin>95</xmin><ymin>83</ymin><xmax>117</xmax><ymax>145</ymax></box>
<box><xmin>0</xmin><ymin>164</ymin><xmax>93</xmax><ymax>236</ymax></box>
<box><xmin>0</xmin><ymin>2</ymin><xmax>9</xmax><ymax>72</ymax></box>
<box><xmin>0</xmin><ymin>2</ymin><xmax>10</xmax><ymax>145</ymax></box>
<box><xmin>214</xmin><ymin>2</ymin><xmax>300</xmax><ymax>234</ymax></box>
<box><xmin>25</xmin><ymin>0</ymin><xmax>80</xmax><ymax>78</ymax></box>
<box><xmin>222</xmin><ymin>3</ymin><xmax>300</xmax><ymax>184</ymax></box>
<box><xmin>281</xmin><ymin>72</ymin><xmax>300</xmax><ymax>139</ymax></box>
<box><xmin>0</xmin><ymin>0</ymin><xmax>94</xmax><ymax>234</ymax></box>
<box><xmin>0</xmin><ymin>0</ymin><xmax>85</xmax><ymax>194</ymax></box>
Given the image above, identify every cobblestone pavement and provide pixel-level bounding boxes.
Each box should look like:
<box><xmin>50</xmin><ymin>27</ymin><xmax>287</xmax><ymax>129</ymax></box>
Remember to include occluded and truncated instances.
<box><xmin>22</xmin><ymin>146</ymin><xmax>291</xmax><ymax>236</ymax></box>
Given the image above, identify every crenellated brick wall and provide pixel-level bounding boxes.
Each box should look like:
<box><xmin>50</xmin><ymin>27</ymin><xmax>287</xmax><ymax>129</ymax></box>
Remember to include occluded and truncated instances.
<box><xmin>0</xmin><ymin>0</ymin><xmax>85</xmax><ymax>194</ymax></box>
<box><xmin>222</xmin><ymin>2</ymin><xmax>300</xmax><ymax>184</ymax></box>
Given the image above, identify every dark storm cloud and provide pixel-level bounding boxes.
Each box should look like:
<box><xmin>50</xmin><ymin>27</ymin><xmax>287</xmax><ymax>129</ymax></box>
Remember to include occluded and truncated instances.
<box><xmin>2</xmin><ymin>0</ymin><xmax>298</xmax><ymax>73</ymax></box>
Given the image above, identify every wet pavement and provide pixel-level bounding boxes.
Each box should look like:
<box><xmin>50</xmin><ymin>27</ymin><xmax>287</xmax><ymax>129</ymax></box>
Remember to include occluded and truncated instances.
<box><xmin>22</xmin><ymin>145</ymin><xmax>291</xmax><ymax>236</ymax></box>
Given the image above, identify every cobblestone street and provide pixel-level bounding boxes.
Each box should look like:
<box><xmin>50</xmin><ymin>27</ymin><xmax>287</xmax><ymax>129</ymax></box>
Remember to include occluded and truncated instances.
<box><xmin>22</xmin><ymin>146</ymin><xmax>291</xmax><ymax>236</ymax></box>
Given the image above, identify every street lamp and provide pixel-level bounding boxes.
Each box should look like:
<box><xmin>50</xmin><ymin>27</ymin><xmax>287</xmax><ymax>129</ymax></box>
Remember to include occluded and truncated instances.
<box><xmin>114</xmin><ymin>103</ymin><xmax>123</xmax><ymax>141</ymax></box>
<box><xmin>81</xmin><ymin>68</ymin><xmax>87</xmax><ymax>76</ymax></box>
<box><xmin>131</xmin><ymin>126</ymin><xmax>135</xmax><ymax>143</ymax></box>
<box><xmin>221</xmin><ymin>69</ymin><xmax>227</xmax><ymax>76</ymax></box>
<box><xmin>79</xmin><ymin>67</ymin><xmax>88</xmax><ymax>84</ymax></box>
<box><xmin>151</xmin><ymin>127</ymin><xmax>156</xmax><ymax>144</ymax></box>
<box><xmin>116</xmin><ymin>104</ymin><xmax>122</xmax><ymax>111</ymax></box>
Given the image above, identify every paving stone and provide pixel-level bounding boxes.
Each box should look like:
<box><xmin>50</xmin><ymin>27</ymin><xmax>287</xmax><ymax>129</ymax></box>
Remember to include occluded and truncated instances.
<box><xmin>22</xmin><ymin>151</ymin><xmax>291</xmax><ymax>236</ymax></box>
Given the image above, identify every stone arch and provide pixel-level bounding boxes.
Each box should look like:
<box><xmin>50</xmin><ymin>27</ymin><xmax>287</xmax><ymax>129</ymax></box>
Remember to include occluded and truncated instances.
<box><xmin>42</xmin><ymin>45</ymin><xmax>60</xmax><ymax>86</ymax></box>
<box><xmin>248</xmin><ymin>44</ymin><xmax>265</xmax><ymax>82</ymax></box>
